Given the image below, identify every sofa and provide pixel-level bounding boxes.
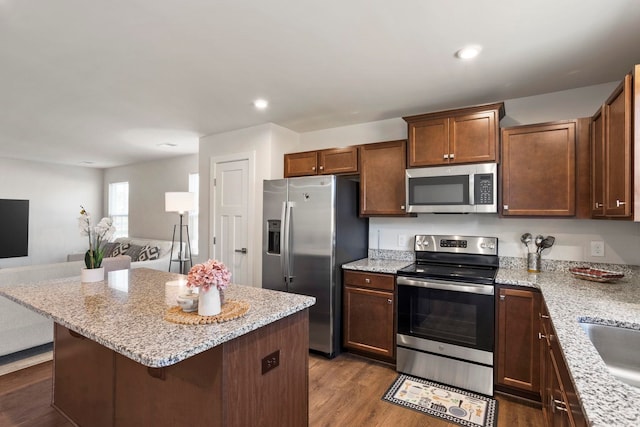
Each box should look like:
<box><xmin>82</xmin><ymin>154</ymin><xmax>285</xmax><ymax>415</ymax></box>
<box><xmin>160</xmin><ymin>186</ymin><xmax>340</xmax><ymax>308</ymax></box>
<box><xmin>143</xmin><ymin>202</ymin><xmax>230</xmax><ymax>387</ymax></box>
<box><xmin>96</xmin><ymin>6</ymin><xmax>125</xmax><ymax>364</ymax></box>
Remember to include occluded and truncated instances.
<box><xmin>0</xmin><ymin>237</ymin><xmax>177</xmax><ymax>357</ymax></box>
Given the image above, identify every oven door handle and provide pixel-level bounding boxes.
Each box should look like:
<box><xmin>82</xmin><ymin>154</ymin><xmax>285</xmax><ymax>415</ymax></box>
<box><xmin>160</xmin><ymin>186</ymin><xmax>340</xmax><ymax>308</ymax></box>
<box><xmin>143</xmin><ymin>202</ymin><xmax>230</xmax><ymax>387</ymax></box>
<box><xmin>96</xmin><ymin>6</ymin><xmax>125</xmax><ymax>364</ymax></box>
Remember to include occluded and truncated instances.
<box><xmin>396</xmin><ymin>276</ymin><xmax>494</xmax><ymax>296</ymax></box>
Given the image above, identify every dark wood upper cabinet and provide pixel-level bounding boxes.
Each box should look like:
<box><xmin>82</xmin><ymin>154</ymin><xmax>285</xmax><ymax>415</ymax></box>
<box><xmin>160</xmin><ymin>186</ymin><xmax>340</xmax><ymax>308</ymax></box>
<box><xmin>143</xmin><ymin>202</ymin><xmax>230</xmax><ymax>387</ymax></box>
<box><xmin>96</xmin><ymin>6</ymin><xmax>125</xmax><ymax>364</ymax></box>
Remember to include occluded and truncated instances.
<box><xmin>591</xmin><ymin>107</ymin><xmax>606</xmax><ymax>217</ymax></box>
<box><xmin>603</xmin><ymin>73</ymin><xmax>632</xmax><ymax>218</ymax></box>
<box><xmin>404</xmin><ymin>103</ymin><xmax>505</xmax><ymax>167</ymax></box>
<box><xmin>284</xmin><ymin>151</ymin><xmax>318</xmax><ymax>177</ymax></box>
<box><xmin>359</xmin><ymin>140</ymin><xmax>408</xmax><ymax>216</ymax></box>
<box><xmin>284</xmin><ymin>146</ymin><xmax>358</xmax><ymax>177</ymax></box>
<box><xmin>501</xmin><ymin>120</ymin><xmax>580</xmax><ymax>217</ymax></box>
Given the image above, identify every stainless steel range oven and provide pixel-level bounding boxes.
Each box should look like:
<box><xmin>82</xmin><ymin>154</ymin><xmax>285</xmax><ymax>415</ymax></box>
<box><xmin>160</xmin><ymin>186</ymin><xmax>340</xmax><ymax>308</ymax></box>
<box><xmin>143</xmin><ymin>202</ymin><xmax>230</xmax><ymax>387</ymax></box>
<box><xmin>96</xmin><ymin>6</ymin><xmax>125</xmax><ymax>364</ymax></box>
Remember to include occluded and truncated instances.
<box><xmin>396</xmin><ymin>235</ymin><xmax>498</xmax><ymax>396</ymax></box>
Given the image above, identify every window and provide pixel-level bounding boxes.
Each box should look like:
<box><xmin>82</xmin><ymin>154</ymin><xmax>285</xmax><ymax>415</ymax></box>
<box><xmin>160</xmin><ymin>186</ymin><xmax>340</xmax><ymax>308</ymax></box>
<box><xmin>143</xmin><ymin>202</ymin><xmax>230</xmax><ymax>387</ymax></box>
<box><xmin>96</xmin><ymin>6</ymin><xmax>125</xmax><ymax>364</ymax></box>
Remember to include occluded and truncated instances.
<box><xmin>188</xmin><ymin>173</ymin><xmax>199</xmax><ymax>255</ymax></box>
<box><xmin>109</xmin><ymin>182</ymin><xmax>129</xmax><ymax>238</ymax></box>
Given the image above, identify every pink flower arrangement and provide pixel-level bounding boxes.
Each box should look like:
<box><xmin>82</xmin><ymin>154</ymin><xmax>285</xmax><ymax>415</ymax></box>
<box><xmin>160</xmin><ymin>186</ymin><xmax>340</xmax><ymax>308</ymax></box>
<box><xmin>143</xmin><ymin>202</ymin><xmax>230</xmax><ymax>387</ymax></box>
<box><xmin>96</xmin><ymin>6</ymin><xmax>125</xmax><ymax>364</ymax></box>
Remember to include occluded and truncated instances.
<box><xmin>186</xmin><ymin>259</ymin><xmax>232</xmax><ymax>292</ymax></box>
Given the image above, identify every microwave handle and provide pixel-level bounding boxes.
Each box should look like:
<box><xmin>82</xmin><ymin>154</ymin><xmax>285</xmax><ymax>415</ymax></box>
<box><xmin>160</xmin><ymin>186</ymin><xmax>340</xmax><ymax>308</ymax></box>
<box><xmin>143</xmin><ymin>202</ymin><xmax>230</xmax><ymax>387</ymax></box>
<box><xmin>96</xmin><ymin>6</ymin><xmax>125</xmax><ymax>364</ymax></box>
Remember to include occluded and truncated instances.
<box><xmin>468</xmin><ymin>173</ymin><xmax>475</xmax><ymax>205</ymax></box>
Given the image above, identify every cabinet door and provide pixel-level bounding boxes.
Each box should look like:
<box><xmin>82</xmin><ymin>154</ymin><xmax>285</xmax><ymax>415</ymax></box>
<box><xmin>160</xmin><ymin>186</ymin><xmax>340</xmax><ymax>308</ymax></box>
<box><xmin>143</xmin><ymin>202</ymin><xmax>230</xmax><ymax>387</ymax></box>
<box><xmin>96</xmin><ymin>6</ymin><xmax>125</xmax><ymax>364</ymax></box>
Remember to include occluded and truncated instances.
<box><xmin>53</xmin><ymin>324</ymin><xmax>114</xmax><ymax>427</ymax></box>
<box><xmin>496</xmin><ymin>287</ymin><xmax>541</xmax><ymax>395</ymax></box>
<box><xmin>343</xmin><ymin>285</ymin><xmax>394</xmax><ymax>360</ymax></box>
<box><xmin>591</xmin><ymin>108</ymin><xmax>606</xmax><ymax>217</ymax></box>
<box><xmin>407</xmin><ymin>118</ymin><xmax>449</xmax><ymax>166</ymax></box>
<box><xmin>284</xmin><ymin>151</ymin><xmax>318</xmax><ymax>177</ymax></box>
<box><xmin>318</xmin><ymin>146</ymin><xmax>358</xmax><ymax>175</ymax></box>
<box><xmin>501</xmin><ymin>121</ymin><xmax>576</xmax><ymax>216</ymax></box>
<box><xmin>450</xmin><ymin>111</ymin><xmax>498</xmax><ymax>164</ymax></box>
<box><xmin>360</xmin><ymin>140</ymin><xmax>408</xmax><ymax>216</ymax></box>
<box><xmin>604</xmin><ymin>74</ymin><xmax>632</xmax><ymax>217</ymax></box>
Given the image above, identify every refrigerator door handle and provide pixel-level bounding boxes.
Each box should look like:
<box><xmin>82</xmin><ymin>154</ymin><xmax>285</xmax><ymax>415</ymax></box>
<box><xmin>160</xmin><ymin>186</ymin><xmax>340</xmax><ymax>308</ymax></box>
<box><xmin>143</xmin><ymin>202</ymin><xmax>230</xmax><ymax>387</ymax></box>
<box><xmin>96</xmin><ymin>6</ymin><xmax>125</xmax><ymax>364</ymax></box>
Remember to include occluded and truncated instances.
<box><xmin>280</xmin><ymin>201</ymin><xmax>288</xmax><ymax>288</ymax></box>
<box><xmin>287</xmin><ymin>202</ymin><xmax>294</xmax><ymax>286</ymax></box>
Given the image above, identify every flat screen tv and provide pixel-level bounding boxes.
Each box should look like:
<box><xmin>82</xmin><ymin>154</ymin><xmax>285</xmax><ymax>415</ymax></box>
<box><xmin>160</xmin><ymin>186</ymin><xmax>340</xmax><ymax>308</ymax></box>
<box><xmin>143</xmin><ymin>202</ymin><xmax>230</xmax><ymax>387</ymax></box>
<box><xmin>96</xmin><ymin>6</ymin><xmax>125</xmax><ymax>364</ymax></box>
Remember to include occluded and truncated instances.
<box><xmin>0</xmin><ymin>199</ymin><xmax>29</xmax><ymax>258</ymax></box>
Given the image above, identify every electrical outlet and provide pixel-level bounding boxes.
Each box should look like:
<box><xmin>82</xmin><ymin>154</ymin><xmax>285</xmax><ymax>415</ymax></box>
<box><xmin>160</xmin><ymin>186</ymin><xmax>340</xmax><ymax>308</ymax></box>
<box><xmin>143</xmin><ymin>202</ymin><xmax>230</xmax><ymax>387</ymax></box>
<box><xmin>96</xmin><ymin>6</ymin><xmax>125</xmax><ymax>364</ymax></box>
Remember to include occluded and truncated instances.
<box><xmin>398</xmin><ymin>234</ymin><xmax>407</xmax><ymax>247</ymax></box>
<box><xmin>261</xmin><ymin>350</ymin><xmax>280</xmax><ymax>375</ymax></box>
<box><xmin>590</xmin><ymin>241</ymin><xmax>605</xmax><ymax>257</ymax></box>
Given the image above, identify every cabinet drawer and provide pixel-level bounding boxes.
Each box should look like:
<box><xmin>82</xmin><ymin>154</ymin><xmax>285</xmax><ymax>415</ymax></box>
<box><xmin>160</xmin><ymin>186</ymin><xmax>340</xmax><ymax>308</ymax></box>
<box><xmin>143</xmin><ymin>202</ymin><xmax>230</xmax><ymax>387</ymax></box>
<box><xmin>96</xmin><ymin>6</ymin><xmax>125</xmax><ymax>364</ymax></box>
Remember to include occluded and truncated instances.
<box><xmin>343</xmin><ymin>270</ymin><xmax>394</xmax><ymax>291</ymax></box>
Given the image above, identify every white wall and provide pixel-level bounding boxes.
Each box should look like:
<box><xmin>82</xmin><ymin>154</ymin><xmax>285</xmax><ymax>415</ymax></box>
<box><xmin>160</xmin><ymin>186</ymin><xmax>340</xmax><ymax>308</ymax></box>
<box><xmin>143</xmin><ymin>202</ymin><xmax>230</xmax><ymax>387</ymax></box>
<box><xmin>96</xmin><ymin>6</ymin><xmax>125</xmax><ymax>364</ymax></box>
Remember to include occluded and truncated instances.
<box><xmin>104</xmin><ymin>154</ymin><xmax>198</xmax><ymax>243</ymax></box>
<box><xmin>0</xmin><ymin>157</ymin><xmax>103</xmax><ymax>268</ymax></box>
<box><xmin>199</xmin><ymin>123</ymin><xmax>299</xmax><ymax>286</ymax></box>
<box><xmin>299</xmin><ymin>81</ymin><xmax>640</xmax><ymax>266</ymax></box>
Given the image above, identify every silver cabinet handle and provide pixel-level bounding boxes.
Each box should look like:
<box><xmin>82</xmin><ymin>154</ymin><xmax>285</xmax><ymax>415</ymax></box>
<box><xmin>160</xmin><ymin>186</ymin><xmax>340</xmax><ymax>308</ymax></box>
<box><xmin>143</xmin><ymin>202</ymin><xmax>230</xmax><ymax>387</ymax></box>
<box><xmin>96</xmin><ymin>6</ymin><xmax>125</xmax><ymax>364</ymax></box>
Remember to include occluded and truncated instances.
<box><xmin>319</xmin><ymin>165</ymin><xmax>324</xmax><ymax>171</ymax></box>
<box><xmin>503</xmin><ymin>205</ymin><xmax>509</xmax><ymax>210</ymax></box>
<box><xmin>538</xmin><ymin>332</ymin><xmax>547</xmax><ymax>340</ymax></box>
<box><xmin>616</xmin><ymin>199</ymin><xmax>626</xmax><ymax>207</ymax></box>
<box><xmin>235</xmin><ymin>248</ymin><xmax>247</xmax><ymax>254</ymax></box>
<box><xmin>400</xmin><ymin>205</ymin><xmax>405</xmax><ymax>210</ymax></box>
<box><xmin>449</xmin><ymin>153</ymin><xmax>455</xmax><ymax>159</ymax></box>
<box><xmin>365</xmin><ymin>278</ymin><xmax>371</xmax><ymax>283</ymax></box>
<box><xmin>311</xmin><ymin>166</ymin><xmax>316</xmax><ymax>171</ymax></box>
<box><xmin>595</xmin><ymin>202</ymin><xmax>602</xmax><ymax>208</ymax></box>
<box><xmin>539</xmin><ymin>313</ymin><xmax>550</xmax><ymax>319</ymax></box>
<box><xmin>387</xmin><ymin>299</ymin><xmax>392</xmax><ymax>304</ymax></box>
<box><xmin>499</xmin><ymin>294</ymin><xmax>505</xmax><ymax>301</ymax></box>
<box><xmin>443</xmin><ymin>154</ymin><xmax>449</xmax><ymax>159</ymax></box>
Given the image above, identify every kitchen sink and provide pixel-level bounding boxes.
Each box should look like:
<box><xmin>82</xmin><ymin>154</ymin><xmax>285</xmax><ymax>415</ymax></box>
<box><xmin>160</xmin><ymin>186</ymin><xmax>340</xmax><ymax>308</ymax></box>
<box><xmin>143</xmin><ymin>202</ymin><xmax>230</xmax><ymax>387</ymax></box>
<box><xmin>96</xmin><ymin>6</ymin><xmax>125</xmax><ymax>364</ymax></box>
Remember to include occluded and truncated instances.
<box><xmin>579</xmin><ymin>322</ymin><xmax>640</xmax><ymax>389</ymax></box>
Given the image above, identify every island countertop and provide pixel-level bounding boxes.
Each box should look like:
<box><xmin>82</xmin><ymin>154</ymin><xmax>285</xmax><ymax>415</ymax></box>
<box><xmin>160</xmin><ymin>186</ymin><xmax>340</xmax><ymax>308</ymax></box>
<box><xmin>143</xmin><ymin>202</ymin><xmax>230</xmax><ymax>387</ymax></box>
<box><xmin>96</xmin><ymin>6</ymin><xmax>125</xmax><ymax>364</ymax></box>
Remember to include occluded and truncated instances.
<box><xmin>0</xmin><ymin>268</ymin><xmax>315</xmax><ymax>368</ymax></box>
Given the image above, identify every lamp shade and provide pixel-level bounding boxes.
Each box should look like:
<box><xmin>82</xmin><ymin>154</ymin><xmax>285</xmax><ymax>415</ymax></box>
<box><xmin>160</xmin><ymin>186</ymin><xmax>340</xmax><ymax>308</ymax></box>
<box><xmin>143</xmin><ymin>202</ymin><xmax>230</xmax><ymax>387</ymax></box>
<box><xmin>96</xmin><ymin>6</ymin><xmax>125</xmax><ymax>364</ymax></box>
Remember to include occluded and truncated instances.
<box><xmin>165</xmin><ymin>192</ymin><xmax>195</xmax><ymax>213</ymax></box>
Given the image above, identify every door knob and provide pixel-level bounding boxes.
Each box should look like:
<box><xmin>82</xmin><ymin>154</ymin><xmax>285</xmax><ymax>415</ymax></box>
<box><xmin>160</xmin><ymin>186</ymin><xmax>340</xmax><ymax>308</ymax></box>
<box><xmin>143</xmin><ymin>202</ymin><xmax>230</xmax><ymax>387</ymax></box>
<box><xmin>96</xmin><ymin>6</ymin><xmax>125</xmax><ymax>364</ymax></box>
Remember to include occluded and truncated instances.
<box><xmin>235</xmin><ymin>248</ymin><xmax>247</xmax><ymax>254</ymax></box>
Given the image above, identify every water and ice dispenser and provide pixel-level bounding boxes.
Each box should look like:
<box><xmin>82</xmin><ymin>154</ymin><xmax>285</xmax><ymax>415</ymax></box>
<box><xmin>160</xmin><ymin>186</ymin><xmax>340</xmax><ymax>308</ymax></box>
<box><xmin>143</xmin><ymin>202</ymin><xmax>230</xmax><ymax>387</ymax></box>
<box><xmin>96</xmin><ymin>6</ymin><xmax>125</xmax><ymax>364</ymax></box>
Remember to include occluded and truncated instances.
<box><xmin>267</xmin><ymin>220</ymin><xmax>281</xmax><ymax>255</ymax></box>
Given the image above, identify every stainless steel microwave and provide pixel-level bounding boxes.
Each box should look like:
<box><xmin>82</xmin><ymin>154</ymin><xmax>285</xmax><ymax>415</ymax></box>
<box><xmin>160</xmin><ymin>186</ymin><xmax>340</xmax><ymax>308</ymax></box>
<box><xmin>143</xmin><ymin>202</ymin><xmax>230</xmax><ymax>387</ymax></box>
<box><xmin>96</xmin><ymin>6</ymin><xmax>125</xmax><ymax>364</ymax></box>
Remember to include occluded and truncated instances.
<box><xmin>406</xmin><ymin>163</ymin><xmax>498</xmax><ymax>213</ymax></box>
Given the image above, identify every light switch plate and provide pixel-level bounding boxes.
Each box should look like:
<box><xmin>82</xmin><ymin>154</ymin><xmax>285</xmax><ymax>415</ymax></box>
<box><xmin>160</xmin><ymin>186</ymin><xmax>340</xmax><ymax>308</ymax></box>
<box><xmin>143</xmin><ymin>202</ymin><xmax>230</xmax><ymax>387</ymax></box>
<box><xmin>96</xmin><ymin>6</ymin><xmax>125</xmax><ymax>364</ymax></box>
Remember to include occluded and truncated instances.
<box><xmin>398</xmin><ymin>234</ymin><xmax>407</xmax><ymax>247</ymax></box>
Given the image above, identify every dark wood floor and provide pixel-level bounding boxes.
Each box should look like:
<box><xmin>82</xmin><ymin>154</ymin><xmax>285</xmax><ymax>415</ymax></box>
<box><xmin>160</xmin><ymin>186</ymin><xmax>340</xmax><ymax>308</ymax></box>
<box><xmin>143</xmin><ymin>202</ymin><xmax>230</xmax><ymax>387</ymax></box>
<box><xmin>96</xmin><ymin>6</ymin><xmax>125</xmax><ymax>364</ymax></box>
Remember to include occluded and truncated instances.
<box><xmin>0</xmin><ymin>353</ymin><xmax>544</xmax><ymax>426</ymax></box>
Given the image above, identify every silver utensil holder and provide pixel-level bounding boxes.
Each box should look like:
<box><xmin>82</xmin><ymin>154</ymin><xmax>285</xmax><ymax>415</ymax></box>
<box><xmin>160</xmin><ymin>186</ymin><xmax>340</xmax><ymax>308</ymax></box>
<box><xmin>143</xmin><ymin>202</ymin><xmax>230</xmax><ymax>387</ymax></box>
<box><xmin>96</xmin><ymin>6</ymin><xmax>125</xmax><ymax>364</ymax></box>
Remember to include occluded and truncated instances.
<box><xmin>527</xmin><ymin>253</ymin><xmax>541</xmax><ymax>273</ymax></box>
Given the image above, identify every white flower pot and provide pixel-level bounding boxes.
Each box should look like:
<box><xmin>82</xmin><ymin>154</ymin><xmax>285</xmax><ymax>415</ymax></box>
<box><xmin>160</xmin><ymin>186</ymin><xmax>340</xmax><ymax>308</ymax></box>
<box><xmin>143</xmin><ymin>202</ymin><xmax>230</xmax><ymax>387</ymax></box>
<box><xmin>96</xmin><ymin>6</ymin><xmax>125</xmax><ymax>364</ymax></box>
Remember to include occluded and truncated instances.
<box><xmin>81</xmin><ymin>267</ymin><xmax>105</xmax><ymax>283</ymax></box>
<box><xmin>198</xmin><ymin>287</ymin><xmax>221</xmax><ymax>316</ymax></box>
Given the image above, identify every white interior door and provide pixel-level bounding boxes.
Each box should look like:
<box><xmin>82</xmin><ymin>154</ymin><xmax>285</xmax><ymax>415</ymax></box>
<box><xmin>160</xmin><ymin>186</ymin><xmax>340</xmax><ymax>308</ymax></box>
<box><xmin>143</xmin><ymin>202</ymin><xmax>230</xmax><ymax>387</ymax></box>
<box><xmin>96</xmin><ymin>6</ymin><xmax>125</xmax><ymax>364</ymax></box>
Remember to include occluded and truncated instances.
<box><xmin>213</xmin><ymin>159</ymin><xmax>249</xmax><ymax>285</ymax></box>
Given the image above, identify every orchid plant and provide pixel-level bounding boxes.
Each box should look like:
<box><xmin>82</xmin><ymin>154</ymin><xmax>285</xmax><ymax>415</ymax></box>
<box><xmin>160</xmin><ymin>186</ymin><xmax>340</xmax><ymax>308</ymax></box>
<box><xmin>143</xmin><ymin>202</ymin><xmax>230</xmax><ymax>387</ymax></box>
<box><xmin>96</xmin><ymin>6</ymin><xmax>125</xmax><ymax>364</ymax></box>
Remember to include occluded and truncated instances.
<box><xmin>78</xmin><ymin>206</ymin><xmax>116</xmax><ymax>269</ymax></box>
<box><xmin>186</xmin><ymin>259</ymin><xmax>232</xmax><ymax>292</ymax></box>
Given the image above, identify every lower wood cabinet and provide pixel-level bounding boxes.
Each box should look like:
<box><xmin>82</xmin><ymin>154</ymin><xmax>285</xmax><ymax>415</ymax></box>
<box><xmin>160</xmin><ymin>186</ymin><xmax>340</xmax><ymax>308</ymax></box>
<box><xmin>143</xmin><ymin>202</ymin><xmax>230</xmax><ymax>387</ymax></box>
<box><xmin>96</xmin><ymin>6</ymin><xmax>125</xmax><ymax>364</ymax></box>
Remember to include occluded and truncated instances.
<box><xmin>343</xmin><ymin>270</ymin><xmax>395</xmax><ymax>361</ymax></box>
<box><xmin>495</xmin><ymin>285</ymin><xmax>541</xmax><ymax>399</ymax></box>
<box><xmin>540</xmin><ymin>303</ymin><xmax>587</xmax><ymax>427</ymax></box>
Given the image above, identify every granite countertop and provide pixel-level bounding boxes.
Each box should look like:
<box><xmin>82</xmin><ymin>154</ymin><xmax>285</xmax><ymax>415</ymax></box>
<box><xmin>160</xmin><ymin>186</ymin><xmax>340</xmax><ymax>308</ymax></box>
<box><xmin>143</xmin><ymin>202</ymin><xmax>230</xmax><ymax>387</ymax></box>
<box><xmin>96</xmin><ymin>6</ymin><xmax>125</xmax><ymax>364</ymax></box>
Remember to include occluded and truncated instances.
<box><xmin>0</xmin><ymin>268</ymin><xmax>315</xmax><ymax>368</ymax></box>
<box><xmin>497</xmin><ymin>268</ymin><xmax>640</xmax><ymax>427</ymax></box>
<box><xmin>343</xmin><ymin>257</ymin><xmax>640</xmax><ymax>427</ymax></box>
<box><xmin>342</xmin><ymin>258</ymin><xmax>413</xmax><ymax>274</ymax></box>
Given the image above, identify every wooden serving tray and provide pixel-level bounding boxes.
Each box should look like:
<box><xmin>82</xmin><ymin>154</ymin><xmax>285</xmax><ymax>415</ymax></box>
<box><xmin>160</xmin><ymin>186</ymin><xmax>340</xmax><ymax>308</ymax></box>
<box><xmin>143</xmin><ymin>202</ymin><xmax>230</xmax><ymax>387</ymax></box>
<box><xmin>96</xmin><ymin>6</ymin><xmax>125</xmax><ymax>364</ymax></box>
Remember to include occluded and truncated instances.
<box><xmin>568</xmin><ymin>267</ymin><xmax>625</xmax><ymax>283</ymax></box>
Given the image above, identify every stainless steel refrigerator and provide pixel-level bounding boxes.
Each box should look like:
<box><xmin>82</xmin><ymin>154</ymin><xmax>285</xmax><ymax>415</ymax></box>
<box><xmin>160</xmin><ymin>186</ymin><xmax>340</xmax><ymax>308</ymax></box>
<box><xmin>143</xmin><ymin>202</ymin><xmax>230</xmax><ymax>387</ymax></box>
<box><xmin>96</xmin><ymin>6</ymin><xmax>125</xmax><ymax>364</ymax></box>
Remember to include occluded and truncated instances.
<box><xmin>262</xmin><ymin>175</ymin><xmax>368</xmax><ymax>357</ymax></box>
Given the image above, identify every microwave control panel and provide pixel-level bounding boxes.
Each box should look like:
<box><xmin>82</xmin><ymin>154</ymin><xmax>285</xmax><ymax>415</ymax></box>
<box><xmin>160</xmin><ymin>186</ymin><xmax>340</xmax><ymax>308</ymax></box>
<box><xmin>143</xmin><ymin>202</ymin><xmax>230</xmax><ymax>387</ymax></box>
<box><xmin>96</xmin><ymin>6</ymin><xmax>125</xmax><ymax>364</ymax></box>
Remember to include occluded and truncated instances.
<box><xmin>474</xmin><ymin>173</ymin><xmax>494</xmax><ymax>205</ymax></box>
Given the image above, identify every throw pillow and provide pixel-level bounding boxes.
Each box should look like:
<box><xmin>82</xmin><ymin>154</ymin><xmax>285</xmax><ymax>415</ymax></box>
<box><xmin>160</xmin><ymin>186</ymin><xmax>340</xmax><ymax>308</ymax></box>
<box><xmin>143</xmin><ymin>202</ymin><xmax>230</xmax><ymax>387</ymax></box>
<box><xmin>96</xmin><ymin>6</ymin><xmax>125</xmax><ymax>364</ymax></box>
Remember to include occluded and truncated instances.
<box><xmin>137</xmin><ymin>245</ymin><xmax>160</xmax><ymax>261</ymax></box>
<box><xmin>124</xmin><ymin>244</ymin><xmax>144</xmax><ymax>262</ymax></box>
<box><xmin>102</xmin><ymin>242</ymin><xmax>118</xmax><ymax>257</ymax></box>
<box><xmin>111</xmin><ymin>242</ymin><xmax>130</xmax><ymax>257</ymax></box>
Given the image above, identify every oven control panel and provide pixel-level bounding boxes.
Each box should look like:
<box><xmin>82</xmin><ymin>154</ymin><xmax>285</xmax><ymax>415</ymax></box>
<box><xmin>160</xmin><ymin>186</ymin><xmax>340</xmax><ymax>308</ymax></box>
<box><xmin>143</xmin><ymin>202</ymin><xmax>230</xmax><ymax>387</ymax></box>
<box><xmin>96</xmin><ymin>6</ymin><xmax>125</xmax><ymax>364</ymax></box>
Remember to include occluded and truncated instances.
<box><xmin>414</xmin><ymin>235</ymin><xmax>498</xmax><ymax>256</ymax></box>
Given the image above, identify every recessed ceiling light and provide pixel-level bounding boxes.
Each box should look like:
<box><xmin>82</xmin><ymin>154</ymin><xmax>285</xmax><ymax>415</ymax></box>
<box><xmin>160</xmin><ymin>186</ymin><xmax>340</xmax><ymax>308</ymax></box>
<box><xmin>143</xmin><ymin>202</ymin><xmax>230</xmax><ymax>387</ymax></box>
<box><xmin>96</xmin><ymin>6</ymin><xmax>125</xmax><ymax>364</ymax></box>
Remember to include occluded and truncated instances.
<box><xmin>253</xmin><ymin>99</ymin><xmax>269</xmax><ymax>109</ymax></box>
<box><xmin>455</xmin><ymin>46</ymin><xmax>482</xmax><ymax>60</ymax></box>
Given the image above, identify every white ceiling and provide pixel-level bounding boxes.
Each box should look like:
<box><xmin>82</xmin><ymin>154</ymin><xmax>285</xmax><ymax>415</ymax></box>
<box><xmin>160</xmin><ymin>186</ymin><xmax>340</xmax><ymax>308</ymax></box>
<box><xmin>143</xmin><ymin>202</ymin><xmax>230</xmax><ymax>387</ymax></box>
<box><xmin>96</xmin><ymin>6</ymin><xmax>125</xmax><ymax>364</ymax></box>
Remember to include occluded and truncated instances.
<box><xmin>1</xmin><ymin>0</ymin><xmax>639</xmax><ymax>168</ymax></box>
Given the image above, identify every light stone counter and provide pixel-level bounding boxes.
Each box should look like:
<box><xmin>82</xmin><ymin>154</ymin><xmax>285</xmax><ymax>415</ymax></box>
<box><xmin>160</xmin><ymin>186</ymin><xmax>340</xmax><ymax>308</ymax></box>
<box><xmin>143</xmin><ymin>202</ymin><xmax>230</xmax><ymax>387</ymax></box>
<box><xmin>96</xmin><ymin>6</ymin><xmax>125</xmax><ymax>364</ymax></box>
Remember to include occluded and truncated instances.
<box><xmin>0</xmin><ymin>268</ymin><xmax>315</xmax><ymax>368</ymax></box>
<box><xmin>342</xmin><ymin>258</ymin><xmax>413</xmax><ymax>274</ymax></box>
<box><xmin>344</xmin><ymin>257</ymin><xmax>640</xmax><ymax>426</ymax></box>
<box><xmin>497</xmin><ymin>268</ymin><xmax>640</xmax><ymax>427</ymax></box>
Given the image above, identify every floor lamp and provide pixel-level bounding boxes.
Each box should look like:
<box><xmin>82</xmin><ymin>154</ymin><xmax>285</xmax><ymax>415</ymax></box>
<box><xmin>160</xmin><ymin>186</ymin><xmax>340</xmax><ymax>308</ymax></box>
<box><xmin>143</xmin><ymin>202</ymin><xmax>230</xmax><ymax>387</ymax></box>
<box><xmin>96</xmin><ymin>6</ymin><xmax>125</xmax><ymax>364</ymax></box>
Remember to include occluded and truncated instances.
<box><xmin>165</xmin><ymin>192</ymin><xmax>195</xmax><ymax>275</ymax></box>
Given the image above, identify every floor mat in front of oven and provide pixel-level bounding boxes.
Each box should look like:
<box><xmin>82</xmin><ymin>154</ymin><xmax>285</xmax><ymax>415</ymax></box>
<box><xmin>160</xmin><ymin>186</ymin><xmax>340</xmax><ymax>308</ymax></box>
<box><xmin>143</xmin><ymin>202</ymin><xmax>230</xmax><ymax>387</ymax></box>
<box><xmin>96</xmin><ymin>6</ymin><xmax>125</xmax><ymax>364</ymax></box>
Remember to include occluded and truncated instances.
<box><xmin>382</xmin><ymin>374</ymin><xmax>497</xmax><ymax>427</ymax></box>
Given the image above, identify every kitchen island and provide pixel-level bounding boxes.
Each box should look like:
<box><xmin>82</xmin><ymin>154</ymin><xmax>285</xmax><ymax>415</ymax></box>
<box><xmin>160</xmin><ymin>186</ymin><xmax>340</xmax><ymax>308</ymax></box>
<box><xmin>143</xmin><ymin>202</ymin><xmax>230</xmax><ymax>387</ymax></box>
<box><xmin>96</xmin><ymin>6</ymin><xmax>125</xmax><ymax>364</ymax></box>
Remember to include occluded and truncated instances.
<box><xmin>0</xmin><ymin>268</ymin><xmax>315</xmax><ymax>427</ymax></box>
